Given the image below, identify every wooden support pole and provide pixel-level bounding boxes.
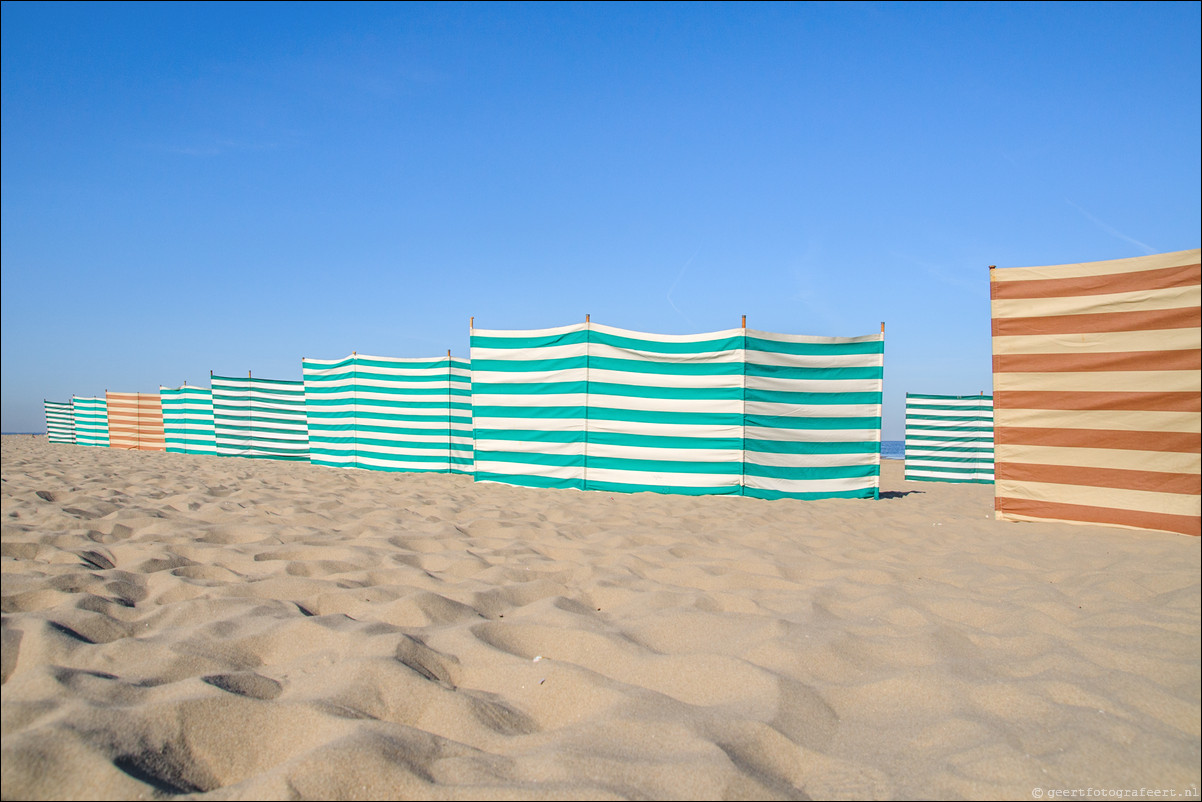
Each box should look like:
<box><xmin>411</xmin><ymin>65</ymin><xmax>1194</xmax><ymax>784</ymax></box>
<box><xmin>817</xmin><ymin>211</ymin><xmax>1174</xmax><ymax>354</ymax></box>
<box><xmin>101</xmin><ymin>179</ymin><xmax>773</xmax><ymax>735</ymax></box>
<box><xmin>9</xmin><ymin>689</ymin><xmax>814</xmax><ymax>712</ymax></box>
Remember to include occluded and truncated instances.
<box><xmin>741</xmin><ymin>314</ymin><xmax>746</xmax><ymax>329</ymax></box>
<box><xmin>586</xmin><ymin>314</ymin><xmax>590</xmax><ymax>323</ymax></box>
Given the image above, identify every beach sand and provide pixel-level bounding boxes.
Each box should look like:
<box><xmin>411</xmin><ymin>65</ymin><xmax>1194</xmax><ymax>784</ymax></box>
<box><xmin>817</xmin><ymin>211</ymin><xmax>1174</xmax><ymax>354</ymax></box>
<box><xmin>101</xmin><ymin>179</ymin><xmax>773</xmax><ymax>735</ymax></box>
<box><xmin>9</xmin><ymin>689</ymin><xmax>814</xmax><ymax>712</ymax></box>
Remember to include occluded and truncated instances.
<box><xmin>2</xmin><ymin>434</ymin><xmax>1198</xmax><ymax>800</ymax></box>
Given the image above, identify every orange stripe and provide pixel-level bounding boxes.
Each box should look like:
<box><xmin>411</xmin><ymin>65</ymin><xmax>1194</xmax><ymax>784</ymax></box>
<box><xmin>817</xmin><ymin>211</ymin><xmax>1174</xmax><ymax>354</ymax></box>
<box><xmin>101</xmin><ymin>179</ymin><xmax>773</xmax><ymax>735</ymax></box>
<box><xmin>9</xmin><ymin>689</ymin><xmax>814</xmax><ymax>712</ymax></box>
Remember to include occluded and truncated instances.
<box><xmin>996</xmin><ymin>461</ymin><xmax>1200</xmax><ymax>495</ymax></box>
<box><xmin>994</xmin><ymin>349</ymin><xmax>1200</xmax><ymax>373</ymax></box>
<box><xmin>991</xmin><ymin>306</ymin><xmax>1199</xmax><ymax>336</ymax></box>
<box><xmin>995</xmin><ymin>427</ymin><xmax>1201</xmax><ymax>453</ymax></box>
<box><xmin>995</xmin><ymin>496</ymin><xmax>1200</xmax><ymax>536</ymax></box>
<box><xmin>992</xmin><ymin>391</ymin><xmax>1200</xmax><ymax>413</ymax></box>
<box><xmin>991</xmin><ymin>263</ymin><xmax>1200</xmax><ymax>299</ymax></box>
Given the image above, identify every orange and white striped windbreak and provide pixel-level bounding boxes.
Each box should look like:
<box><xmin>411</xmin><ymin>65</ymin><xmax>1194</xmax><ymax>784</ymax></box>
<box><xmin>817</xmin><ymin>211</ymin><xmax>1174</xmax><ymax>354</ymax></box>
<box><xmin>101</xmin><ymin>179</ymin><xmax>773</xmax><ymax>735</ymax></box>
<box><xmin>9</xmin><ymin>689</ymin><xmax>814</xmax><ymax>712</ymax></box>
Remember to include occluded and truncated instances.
<box><xmin>990</xmin><ymin>248</ymin><xmax>1200</xmax><ymax>536</ymax></box>
<box><xmin>105</xmin><ymin>391</ymin><xmax>166</xmax><ymax>451</ymax></box>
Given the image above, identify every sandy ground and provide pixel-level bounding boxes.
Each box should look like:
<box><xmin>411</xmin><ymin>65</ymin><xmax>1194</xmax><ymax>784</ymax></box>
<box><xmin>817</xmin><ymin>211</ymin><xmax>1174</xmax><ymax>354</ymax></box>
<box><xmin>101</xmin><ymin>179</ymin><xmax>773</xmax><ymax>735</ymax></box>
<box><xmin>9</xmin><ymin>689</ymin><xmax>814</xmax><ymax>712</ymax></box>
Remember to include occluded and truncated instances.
<box><xmin>2</xmin><ymin>434</ymin><xmax>1198</xmax><ymax>800</ymax></box>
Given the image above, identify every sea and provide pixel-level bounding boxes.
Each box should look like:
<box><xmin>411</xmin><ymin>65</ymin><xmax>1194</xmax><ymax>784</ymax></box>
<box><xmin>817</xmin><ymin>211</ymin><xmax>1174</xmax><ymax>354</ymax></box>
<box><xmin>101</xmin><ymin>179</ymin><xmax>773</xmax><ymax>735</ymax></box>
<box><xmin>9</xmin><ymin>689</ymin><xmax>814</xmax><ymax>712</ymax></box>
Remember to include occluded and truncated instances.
<box><xmin>881</xmin><ymin>440</ymin><xmax>904</xmax><ymax>460</ymax></box>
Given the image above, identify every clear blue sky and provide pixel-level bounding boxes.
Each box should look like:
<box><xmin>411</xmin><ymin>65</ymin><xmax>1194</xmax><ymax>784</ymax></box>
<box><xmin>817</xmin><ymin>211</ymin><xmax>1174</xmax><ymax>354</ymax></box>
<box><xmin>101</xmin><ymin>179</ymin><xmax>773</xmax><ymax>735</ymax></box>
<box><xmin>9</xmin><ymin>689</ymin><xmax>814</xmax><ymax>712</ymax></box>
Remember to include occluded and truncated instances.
<box><xmin>3</xmin><ymin>1</ymin><xmax>1199</xmax><ymax>438</ymax></box>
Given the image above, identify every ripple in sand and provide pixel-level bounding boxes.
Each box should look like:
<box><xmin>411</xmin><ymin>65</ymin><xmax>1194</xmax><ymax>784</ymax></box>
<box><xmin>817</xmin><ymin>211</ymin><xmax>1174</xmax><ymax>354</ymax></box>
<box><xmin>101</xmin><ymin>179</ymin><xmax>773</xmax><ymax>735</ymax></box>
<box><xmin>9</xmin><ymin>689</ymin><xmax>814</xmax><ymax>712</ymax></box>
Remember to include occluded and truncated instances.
<box><xmin>202</xmin><ymin>671</ymin><xmax>284</xmax><ymax>700</ymax></box>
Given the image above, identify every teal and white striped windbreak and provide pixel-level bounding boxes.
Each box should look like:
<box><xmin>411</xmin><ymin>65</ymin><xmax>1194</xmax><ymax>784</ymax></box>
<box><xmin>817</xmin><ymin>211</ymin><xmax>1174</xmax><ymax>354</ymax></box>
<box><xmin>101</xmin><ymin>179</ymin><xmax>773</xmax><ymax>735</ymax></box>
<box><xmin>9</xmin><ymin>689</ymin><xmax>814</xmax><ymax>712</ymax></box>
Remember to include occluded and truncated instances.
<box><xmin>743</xmin><ymin>329</ymin><xmax>885</xmax><ymax>500</ymax></box>
<box><xmin>211</xmin><ymin>374</ymin><xmax>309</xmax><ymax>461</ymax></box>
<box><xmin>903</xmin><ymin>393</ymin><xmax>994</xmax><ymax>483</ymax></box>
<box><xmin>71</xmin><ymin>397</ymin><xmax>109</xmax><ymax>447</ymax></box>
<box><xmin>161</xmin><ymin>384</ymin><xmax>218</xmax><ymax>455</ymax></box>
<box><xmin>44</xmin><ymin>400</ymin><xmax>75</xmax><ymax>444</ymax></box>
<box><xmin>303</xmin><ymin>353</ymin><xmax>472</xmax><ymax>473</ymax></box>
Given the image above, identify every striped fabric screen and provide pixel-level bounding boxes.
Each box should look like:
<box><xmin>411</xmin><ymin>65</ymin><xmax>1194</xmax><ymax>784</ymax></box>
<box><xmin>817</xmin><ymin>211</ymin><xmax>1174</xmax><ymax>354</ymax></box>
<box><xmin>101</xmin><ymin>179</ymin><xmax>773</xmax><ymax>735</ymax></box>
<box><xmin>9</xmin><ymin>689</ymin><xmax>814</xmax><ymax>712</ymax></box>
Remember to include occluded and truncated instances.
<box><xmin>44</xmin><ymin>401</ymin><xmax>75</xmax><ymax>444</ymax></box>
<box><xmin>579</xmin><ymin>324</ymin><xmax>744</xmax><ymax>495</ymax></box>
<box><xmin>105</xmin><ymin>392</ymin><xmax>166</xmax><ymax>451</ymax></box>
<box><xmin>990</xmin><ymin>248</ymin><xmax>1200</xmax><ymax>537</ymax></box>
<box><xmin>211</xmin><ymin>375</ymin><xmax>309</xmax><ymax>461</ymax></box>
<box><xmin>303</xmin><ymin>353</ymin><xmax>472</xmax><ymax>473</ymax></box>
<box><xmin>160</xmin><ymin>384</ymin><xmax>218</xmax><ymax>455</ymax></box>
<box><xmin>471</xmin><ymin>323</ymin><xmax>589</xmax><ymax>490</ymax></box>
<box><xmin>743</xmin><ymin>330</ymin><xmax>884</xmax><ymax>500</ymax></box>
<box><xmin>470</xmin><ymin>322</ymin><xmax>884</xmax><ymax>499</ymax></box>
<box><xmin>72</xmin><ymin>397</ymin><xmax>109</xmax><ymax>447</ymax></box>
<box><xmin>903</xmin><ymin>393</ymin><xmax>995</xmax><ymax>483</ymax></box>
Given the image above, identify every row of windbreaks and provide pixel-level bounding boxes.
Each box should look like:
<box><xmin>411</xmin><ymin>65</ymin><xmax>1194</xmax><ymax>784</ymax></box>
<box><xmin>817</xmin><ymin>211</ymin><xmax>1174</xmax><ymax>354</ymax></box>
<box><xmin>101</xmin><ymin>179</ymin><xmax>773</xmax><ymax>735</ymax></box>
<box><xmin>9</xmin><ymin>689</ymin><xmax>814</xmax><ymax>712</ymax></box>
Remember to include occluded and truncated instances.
<box><xmin>44</xmin><ymin>393</ymin><xmax>166</xmax><ymax>450</ymax></box>
<box><xmin>40</xmin><ymin>248</ymin><xmax>1200</xmax><ymax>535</ymax></box>
<box><xmin>49</xmin><ymin>355</ymin><xmax>474</xmax><ymax>474</ymax></box>
<box><xmin>44</xmin><ymin>329</ymin><xmax>885</xmax><ymax>499</ymax></box>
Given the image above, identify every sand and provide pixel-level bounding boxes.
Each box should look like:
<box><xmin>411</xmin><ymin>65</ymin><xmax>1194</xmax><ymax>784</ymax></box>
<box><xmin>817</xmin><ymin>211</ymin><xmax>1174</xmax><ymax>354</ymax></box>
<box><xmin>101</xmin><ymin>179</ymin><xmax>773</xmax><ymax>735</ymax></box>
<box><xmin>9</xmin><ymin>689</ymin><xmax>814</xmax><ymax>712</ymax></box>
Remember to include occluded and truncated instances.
<box><xmin>1</xmin><ymin>434</ymin><xmax>1198</xmax><ymax>800</ymax></box>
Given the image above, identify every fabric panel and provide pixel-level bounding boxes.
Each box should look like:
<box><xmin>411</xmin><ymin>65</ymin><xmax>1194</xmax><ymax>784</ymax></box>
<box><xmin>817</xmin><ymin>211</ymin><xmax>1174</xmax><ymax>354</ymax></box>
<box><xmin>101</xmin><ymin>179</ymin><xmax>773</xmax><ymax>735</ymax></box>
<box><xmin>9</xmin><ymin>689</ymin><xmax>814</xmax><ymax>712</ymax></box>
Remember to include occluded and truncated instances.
<box><xmin>160</xmin><ymin>385</ymin><xmax>218</xmax><ymax>455</ymax></box>
<box><xmin>303</xmin><ymin>354</ymin><xmax>472</xmax><ymax>473</ymax></box>
<box><xmin>104</xmin><ymin>392</ymin><xmax>165</xmax><ymax>451</ymax></box>
<box><xmin>904</xmin><ymin>393</ymin><xmax>995</xmax><ymax>483</ymax></box>
<box><xmin>44</xmin><ymin>401</ymin><xmax>75</xmax><ymax>444</ymax></box>
<box><xmin>211</xmin><ymin>375</ymin><xmax>309</xmax><ymax>461</ymax></box>
<box><xmin>71</xmin><ymin>397</ymin><xmax>109</xmax><ymax>447</ymax></box>
<box><xmin>990</xmin><ymin>248</ymin><xmax>1201</xmax><ymax>536</ymax></box>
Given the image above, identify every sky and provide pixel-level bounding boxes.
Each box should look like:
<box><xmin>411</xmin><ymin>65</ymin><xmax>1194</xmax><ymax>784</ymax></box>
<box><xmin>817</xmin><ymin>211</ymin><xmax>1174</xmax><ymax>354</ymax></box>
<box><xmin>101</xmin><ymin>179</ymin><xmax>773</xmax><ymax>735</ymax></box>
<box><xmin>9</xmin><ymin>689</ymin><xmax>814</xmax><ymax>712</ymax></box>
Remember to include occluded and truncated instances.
<box><xmin>2</xmin><ymin>0</ymin><xmax>1199</xmax><ymax>439</ymax></box>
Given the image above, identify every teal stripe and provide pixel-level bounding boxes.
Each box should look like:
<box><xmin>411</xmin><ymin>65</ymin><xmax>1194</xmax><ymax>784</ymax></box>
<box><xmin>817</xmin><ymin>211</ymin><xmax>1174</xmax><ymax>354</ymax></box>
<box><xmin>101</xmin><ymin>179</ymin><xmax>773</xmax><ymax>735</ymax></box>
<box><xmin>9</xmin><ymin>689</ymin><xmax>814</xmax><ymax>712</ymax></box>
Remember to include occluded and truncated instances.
<box><xmin>589</xmin><ymin>407</ymin><xmax>742</xmax><ymax>426</ymax></box>
<box><xmin>589</xmin><ymin>355</ymin><xmax>741</xmax><ymax>377</ymax></box>
<box><xmin>472</xmin><ymin>356</ymin><xmax>587</xmax><ymax>372</ymax></box>
<box><xmin>745</xmin><ymin>337</ymin><xmax>884</xmax><ymax>356</ymax></box>
<box><xmin>474</xmin><ymin>428</ymin><xmax>584</xmax><ymax>444</ymax></box>
<box><xmin>745</xmin><ymin>389</ymin><xmax>882</xmax><ymax>405</ymax></box>
<box><xmin>472</xmin><ymin>405</ymin><xmax>588</xmax><ymax>420</ymax></box>
<box><xmin>473</xmin><ymin>470</ymin><xmax>582</xmax><ymax>490</ymax></box>
<box><xmin>470</xmin><ymin>380</ymin><xmax>588</xmax><ymax>396</ymax></box>
<box><xmin>471</xmin><ymin>330</ymin><xmax>589</xmax><ymax>350</ymax></box>
<box><xmin>310</xmin><ymin>447</ymin><xmax>454</xmax><ymax>463</ymax></box>
<box><xmin>585</xmin><ymin>478</ymin><xmax>741</xmax><ymax>495</ymax></box>
<box><xmin>745</xmin><ymin>414</ymin><xmax>881</xmax><ymax>430</ymax></box>
<box><xmin>744</xmin><ymin>486</ymin><xmax>878</xmax><ymax>500</ymax></box>
<box><xmin>476</xmin><ymin>451</ymin><xmax>585</xmax><ymax>468</ymax></box>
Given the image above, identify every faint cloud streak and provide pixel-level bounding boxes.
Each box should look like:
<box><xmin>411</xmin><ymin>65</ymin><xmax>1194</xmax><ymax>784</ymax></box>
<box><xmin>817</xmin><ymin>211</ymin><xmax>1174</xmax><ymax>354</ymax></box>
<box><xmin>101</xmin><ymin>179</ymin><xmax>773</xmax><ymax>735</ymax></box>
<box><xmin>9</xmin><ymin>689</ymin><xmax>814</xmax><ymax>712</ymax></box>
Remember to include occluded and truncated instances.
<box><xmin>666</xmin><ymin>246</ymin><xmax>700</xmax><ymax>326</ymax></box>
<box><xmin>1065</xmin><ymin>199</ymin><xmax>1157</xmax><ymax>254</ymax></box>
